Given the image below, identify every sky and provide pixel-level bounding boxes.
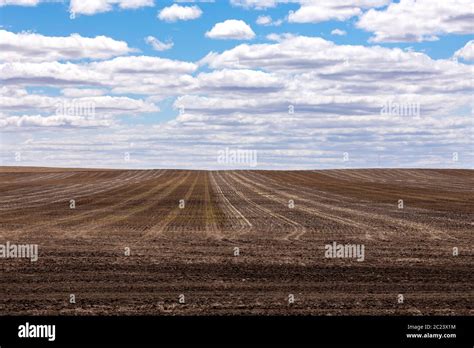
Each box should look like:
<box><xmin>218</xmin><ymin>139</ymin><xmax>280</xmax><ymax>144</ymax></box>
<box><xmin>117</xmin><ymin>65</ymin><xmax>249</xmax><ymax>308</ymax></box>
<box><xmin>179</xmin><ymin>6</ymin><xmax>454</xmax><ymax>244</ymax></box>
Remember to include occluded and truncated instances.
<box><xmin>0</xmin><ymin>0</ymin><xmax>473</xmax><ymax>169</ymax></box>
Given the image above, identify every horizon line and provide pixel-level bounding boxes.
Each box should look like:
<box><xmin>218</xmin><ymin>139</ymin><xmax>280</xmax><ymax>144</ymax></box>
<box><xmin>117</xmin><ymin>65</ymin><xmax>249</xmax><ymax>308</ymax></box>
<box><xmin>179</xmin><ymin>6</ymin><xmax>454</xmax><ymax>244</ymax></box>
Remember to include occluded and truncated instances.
<box><xmin>1</xmin><ymin>165</ymin><xmax>472</xmax><ymax>172</ymax></box>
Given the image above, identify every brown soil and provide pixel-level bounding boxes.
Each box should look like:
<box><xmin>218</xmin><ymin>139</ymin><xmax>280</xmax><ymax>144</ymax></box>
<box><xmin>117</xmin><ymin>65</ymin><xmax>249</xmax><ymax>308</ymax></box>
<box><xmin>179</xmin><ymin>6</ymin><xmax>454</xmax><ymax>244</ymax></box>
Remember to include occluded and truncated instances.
<box><xmin>0</xmin><ymin>168</ymin><xmax>472</xmax><ymax>315</ymax></box>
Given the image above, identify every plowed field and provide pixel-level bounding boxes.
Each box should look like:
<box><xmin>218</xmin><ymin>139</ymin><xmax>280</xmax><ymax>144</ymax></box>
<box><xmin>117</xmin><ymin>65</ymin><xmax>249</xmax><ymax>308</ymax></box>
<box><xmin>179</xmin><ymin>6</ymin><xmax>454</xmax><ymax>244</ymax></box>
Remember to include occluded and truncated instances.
<box><xmin>0</xmin><ymin>167</ymin><xmax>472</xmax><ymax>315</ymax></box>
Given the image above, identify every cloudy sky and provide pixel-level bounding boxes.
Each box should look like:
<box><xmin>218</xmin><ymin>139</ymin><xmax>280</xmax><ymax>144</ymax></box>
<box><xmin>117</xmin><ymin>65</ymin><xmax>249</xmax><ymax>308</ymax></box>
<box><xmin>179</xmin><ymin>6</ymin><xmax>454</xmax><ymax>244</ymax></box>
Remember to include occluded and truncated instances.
<box><xmin>0</xmin><ymin>0</ymin><xmax>472</xmax><ymax>169</ymax></box>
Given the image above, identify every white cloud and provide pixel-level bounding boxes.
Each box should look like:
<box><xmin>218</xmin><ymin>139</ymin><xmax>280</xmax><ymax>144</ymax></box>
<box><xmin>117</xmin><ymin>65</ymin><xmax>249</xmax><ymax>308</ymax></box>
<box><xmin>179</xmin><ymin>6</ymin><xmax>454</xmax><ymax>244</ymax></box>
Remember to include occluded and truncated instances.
<box><xmin>145</xmin><ymin>35</ymin><xmax>174</xmax><ymax>51</ymax></box>
<box><xmin>265</xmin><ymin>32</ymin><xmax>295</xmax><ymax>42</ymax></box>
<box><xmin>454</xmin><ymin>40</ymin><xmax>474</xmax><ymax>61</ymax></box>
<box><xmin>90</xmin><ymin>56</ymin><xmax>197</xmax><ymax>75</ymax></box>
<box><xmin>331</xmin><ymin>29</ymin><xmax>347</xmax><ymax>36</ymax></box>
<box><xmin>256</xmin><ymin>15</ymin><xmax>272</xmax><ymax>25</ymax></box>
<box><xmin>70</xmin><ymin>0</ymin><xmax>111</xmax><ymax>14</ymax></box>
<box><xmin>0</xmin><ymin>0</ymin><xmax>40</xmax><ymax>6</ymax></box>
<box><xmin>357</xmin><ymin>0</ymin><xmax>474</xmax><ymax>42</ymax></box>
<box><xmin>0</xmin><ymin>30</ymin><xmax>133</xmax><ymax>62</ymax></box>
<box><xmin>290</xmin><ymin>4</ymin><xmax>354</xmax><ymax>23</ymax></box>
<box><xmin>288</xmin><ymin>0</ymin><xmax>389</xmax><ymax>23</ymax></box>
<box><xmin>230</xmin><ymin>0</ymin><xmax>278</xmax><ymax>9</ymax></box>
<box><xmin>0</xmin><ymin>114</ymin><xmax>112</xmax><ymax>128</ymax></box>
<box><xmin>199</xmin><ymin>35</ymin><xmax>472</xmax><ymax>102</ymax></box>
<box><xmin>61</xmin><ymin>88</ymin><xmax>107</xmax><ymax>97</ymax></box>
<box><xmin>206</xmin><ymin>19</ymin><xmax>255</xmax><ymax>40</ymax></box>
<box><xmin>158</xmin><ymin>4</ymin><xmax>202</xmax><ymax>22</ymax></box>
<box><xmin>91</xmin><ymin>56</ymin><xmax>197</xmax><ymax>96</ymax></box>
<box><xmin>0</xmin><ymin>91</ymin><xmax>159</xmax><ymax>116</ymax></box>
<box><xmin>196</xmin><ymin>69</ymin><xmax>284</xmax><ymax>93</ymax></box>
<box><xmin>2</xmin><ymin>28</ymin><xmax>472</xmax><ymax>169</ymax></box>
<box><xmin>118</xmin><ymin>0</ymin><xmax>154</xmax><ymax>9</ymax></box>
<box><xmin>0</xmin><ymin>0</ymin><xmax>155</xmax><ymax>14</ymax></box>
<box><xmin>0</xmin><ymin>54</ymin><xmax>199</xmax><ymax>103</ymax></box>
<box><xmin>232</xmin><ymin>0</ymin><xmax>389</xmax><ymax>23</ymax></box>
<box><xmin>69</xmin><ymin>0</ymin><xmax>154</xmax><ymax>16</ymax></box>
<box><xmin>256</xmin><ymin>15</ymin><xmax>282</xmax><ymax>26</ymax></box>
<box><xmin>0</xmin><ymin>61</ymin><xmax>109</xmax><ymax>86</ymax></box>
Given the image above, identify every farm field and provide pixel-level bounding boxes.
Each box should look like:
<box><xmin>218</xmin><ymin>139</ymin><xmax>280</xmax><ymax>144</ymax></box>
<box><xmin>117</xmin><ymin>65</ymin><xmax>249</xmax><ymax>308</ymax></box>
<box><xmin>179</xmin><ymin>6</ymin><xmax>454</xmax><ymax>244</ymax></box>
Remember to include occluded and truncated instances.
<box><xmin>0</xmin><ymin>167</ymin><xmax>472</xmax><ymax>315</ymax></box>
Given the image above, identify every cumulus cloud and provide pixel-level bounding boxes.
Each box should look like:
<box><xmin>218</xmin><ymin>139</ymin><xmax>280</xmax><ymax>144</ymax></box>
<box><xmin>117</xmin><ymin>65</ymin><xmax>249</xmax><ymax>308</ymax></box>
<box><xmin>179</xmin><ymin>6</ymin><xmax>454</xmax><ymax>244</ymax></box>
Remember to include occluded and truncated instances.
<box><xmin>206</xmin><ymin>19</ymin><xmax>255</xmax><ymax>40</ymax></box>
<box><xmin>61</xmin><ymin>88</ymin><xmax>107</xmax><ymax>98</ymax></box>
<box><xmin>69</xmin><ymin>0</ymin><xmax>154</xmax><ymax>16</ymax></box>
<box><xmin>0</xmin><ymin>0</ymin><xmax>41</xmax><ymax>6</ymax></box>
<box><xmin>331</xmin><ymin>29</ymin><xmax>347</xmax><ymax>36</ymax></box>
<box><xmin>454</xmin><ymin>40</ymin><xmax>474</xmax><ymax>61</ymax></box>
<box><xmin>289</xmin><ymin>0</ymin><xmax>389</xmax><ymax>23</ymax></box>
<box><xmin>145</xmin><ymin>35</ymin><xmax>174</xmax><ymax>51</ymax></box>
<box><xmin>256</xmin><ymin>15</ymin><xmax>282</xmax><ymax>26</ymax></box>
<box><xmin>158</xmin><ymin>4</ymin><xmax>202</xmax><ymax>22</ymax></box>
<box><xmin>0</xmin><ymin>91</ymin><xmax>159</xmax><ymax>116</ymax></box>
<box><xmin>198</xmin><ymin>35</ymin><xmax>471</xmax><ymax>120</ymax></box>
<box><xmin>357</xmin><ymin>0</ymin><xmax>474</xmax><ymax>42</ymax></box>
<box><xmin>196</xmin><ymin>69</ymin><xmax>284</xmax><ymax>93</ymax></box>
<box><xmin>0</xmin><ymin>30</ymin><xmax>133</xmax><ymax>62</ymax></box>
<box><xmin>118</xmin><ymin>0</ymin><xmax>154</xmax><ymax>9</ymax></box>
<box><xmin>0</xmin><ymin>56</ymin><xmax>199</xmax><ymax>101</ymax></box>
<box><xmin>256</xmin><ymin>15</ymin><xmax>272</xmax><ymax>25</ymax></box>
<box><xmin>0</xmin><ymin>0</ymin><xmax>155</xmax><ymax>14</ymax></box>
<box><xmin>0</xmin><ymin>114</ymin><xmax>113</xmax><ymax>128</ymax></box>
<box><xmin>233</xmin><ymin>0</ymin><xmax>389</xmax><ymax>23</ymax></box>
<box><xmin>230</xmin><ymin>0</ymin><xmax>278</xmax><ymax>9</ymax></box>
<box><xmin>2</xmin><ymin>27</ymin><xmax>472</xmax><ymax>169</ymax></box>
<box><xmin>0</xmin><ymin>61</ymin><xmax>109</xmax><ymax>86</ymax></box>
<box><xmin>90</xmin><ymin>55</ymin><xmax>197</xmax><ymax>75</ymax></box>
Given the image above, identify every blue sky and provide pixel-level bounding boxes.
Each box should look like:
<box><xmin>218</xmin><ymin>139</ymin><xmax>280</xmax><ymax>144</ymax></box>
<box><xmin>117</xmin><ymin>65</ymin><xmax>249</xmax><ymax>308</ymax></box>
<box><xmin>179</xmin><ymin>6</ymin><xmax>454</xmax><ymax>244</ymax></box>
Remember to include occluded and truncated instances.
<box><xmin>0</xmin><ymin>0</ymin><xmax>472</xmax><ymax>169</ymax></box>
<box><xmin>1</xmin><ymin>1</ymin><xmax>470</xmax><ymax>61</ymax></box>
